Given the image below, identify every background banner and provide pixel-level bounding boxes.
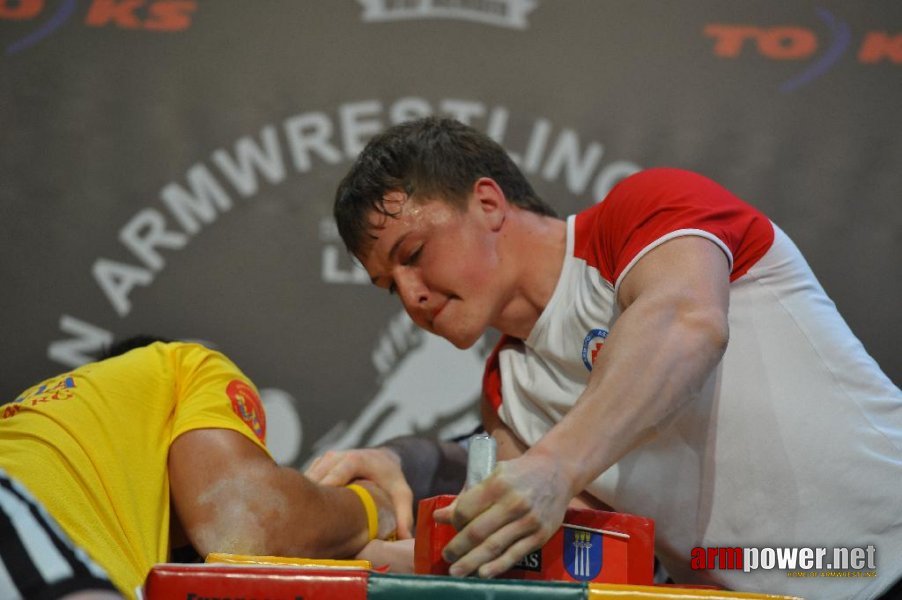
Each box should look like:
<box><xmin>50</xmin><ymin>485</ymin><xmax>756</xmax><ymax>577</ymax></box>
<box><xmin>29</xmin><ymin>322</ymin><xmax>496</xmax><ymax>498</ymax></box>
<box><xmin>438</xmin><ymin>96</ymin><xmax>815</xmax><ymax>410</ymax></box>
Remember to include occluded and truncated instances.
<box><xmin>2</xmin><ymin>0</ymin><xmax>899</xmax><ymax>467</ymax></box>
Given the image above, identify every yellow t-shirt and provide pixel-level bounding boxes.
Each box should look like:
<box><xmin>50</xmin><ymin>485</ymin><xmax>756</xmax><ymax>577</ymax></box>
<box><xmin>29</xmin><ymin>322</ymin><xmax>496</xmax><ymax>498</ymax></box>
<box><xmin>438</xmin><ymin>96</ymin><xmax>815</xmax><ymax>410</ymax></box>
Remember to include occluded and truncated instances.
<box><xmin>0</xmin><ymin>342</ymin><xmax>271</xmax><ymax>597</ymax></box>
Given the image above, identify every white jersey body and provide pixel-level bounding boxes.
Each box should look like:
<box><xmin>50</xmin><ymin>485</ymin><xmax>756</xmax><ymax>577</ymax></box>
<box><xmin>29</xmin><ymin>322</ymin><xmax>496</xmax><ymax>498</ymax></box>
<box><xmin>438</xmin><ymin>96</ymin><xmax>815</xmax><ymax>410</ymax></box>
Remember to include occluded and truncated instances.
<box><xmin>483</xmin><ymin>169</ymin><xmax>902</xmax><ymax>599</ymax></box>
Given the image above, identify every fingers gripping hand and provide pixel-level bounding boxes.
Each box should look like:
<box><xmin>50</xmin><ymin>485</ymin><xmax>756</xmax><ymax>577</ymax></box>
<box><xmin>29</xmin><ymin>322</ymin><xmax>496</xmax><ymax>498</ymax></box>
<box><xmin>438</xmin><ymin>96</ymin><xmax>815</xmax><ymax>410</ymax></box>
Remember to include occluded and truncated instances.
<box><xmin>304</xmin><ymin>449</ymin><xmax>372</xmax><ymax>485</ymax></box>
<box><xmin>354</xmin><ymin>479</ymin><xmax>401</xmax><ymax>541</ymax></box>
<box><xmin>434</xmin><ymin>454</ymin><xmax>572</xmax><ymax>578</ymax></box>
<box><xmin>306</xmin><ymin>448</ymin><xmax>414</xmax><ymax>539</ymax></box>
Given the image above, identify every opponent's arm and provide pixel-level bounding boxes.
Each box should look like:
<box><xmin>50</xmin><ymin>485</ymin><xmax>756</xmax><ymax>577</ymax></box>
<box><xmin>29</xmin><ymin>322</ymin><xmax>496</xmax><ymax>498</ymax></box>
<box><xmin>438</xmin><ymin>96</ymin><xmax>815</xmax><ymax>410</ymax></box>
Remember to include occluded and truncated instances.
<box><xmin>305</xmin><ymin>432</ymin><xmax>471</xmax><ymax>539</ymax></box>
<box><xmin>354</xmin><ymin>538</ymin><xmax>416</xmax><ymax>573</ymax></box>
<box><xmin>382</xmin><ymin>435</ymin><xmax>468</xmax><ymax>502</ymax></box>
<box><xmin>168</xmin><ymin>428</ymin><xmax>396</xmax><ymax>559</ymax></box>
<box><xmin>440</xmin><ymin>236</ymin><xmax>730</xmax><ymax>577</ymax></box>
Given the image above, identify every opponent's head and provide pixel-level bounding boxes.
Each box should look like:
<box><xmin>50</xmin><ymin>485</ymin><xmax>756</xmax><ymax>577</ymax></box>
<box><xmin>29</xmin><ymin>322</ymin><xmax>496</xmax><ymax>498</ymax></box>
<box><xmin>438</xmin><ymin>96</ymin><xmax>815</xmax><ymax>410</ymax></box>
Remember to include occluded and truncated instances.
<box><xmin>334</xmin><ymin>117</ymin><xmax>556</xmax><ymax>260</ymax></box>
<box><xmin>99</xmin><ymin>335</ymin><xmax>172</xmax><ymax>359</ymax></box>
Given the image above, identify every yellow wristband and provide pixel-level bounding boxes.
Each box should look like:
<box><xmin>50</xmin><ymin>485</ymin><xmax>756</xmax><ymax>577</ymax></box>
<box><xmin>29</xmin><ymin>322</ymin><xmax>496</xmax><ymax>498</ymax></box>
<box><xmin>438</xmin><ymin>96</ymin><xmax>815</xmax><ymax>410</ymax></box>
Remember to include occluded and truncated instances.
<box><xmin>346</xmin><ymin>483</ymin><xmax>378</xmax><ymax>541</ymax></box>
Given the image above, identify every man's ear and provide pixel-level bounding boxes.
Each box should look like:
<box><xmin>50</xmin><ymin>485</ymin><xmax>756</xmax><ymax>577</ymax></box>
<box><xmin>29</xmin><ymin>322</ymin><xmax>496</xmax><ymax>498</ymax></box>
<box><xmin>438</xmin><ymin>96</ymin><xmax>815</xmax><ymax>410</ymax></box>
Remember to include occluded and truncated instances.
<box><xmin>472</xmin><ymin>177</ymin><xmax>506</xmax><ymax>231</ymax></box>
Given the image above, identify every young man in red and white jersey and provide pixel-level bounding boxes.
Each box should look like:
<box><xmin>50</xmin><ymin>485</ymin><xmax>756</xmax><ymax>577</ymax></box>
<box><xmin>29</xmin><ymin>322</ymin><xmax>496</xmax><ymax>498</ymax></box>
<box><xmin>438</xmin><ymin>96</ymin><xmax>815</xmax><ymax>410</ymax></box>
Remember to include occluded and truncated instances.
<box><xmin>327</xmin><ymin>117</ymin><xmax>902</xmax><ymax>600</ymax></box>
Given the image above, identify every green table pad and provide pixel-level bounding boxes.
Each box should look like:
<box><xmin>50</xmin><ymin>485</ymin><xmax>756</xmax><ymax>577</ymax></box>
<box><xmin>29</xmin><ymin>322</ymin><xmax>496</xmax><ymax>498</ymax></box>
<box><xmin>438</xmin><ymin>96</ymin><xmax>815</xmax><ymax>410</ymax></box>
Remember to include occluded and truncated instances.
<box><xmin>368</xmin><ymin>572</ymin><xmax>587</xmax><ymax>599</ymax></box>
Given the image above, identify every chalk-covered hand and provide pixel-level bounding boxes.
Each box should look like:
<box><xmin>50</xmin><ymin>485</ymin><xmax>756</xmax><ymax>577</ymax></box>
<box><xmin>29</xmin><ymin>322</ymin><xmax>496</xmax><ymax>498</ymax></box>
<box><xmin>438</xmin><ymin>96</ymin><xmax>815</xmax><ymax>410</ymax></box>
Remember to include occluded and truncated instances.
<box><xmin>433</xmin><ymin>449</ymin><xmax>574</xmax><ymax>578</ymax></box>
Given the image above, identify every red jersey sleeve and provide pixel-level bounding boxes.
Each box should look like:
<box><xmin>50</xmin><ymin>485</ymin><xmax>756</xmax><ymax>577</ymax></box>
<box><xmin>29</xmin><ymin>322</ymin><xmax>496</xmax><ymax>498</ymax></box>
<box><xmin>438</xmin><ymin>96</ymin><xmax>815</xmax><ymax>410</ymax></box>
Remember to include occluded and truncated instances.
<box><xmin>481</xmin><ymin>335</ymin><xmax>522</xmax><ymax>415</ymax></box>
<box><xmin>574</xmin><ymin>168</ymin><xmax>774</xmax><ymax>285</ymax></box>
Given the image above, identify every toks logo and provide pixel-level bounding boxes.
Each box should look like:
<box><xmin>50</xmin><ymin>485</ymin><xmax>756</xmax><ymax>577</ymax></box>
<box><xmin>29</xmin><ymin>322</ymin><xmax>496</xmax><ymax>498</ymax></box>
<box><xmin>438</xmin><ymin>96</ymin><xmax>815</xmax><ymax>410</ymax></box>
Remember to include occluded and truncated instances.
<box><xmin>704</xmin><ymin>8</ymin><xmax>901</xmax><ymax>92</ymax></box>
<box><xmin>2</xmin><ymin>0</ymin><xmax>197</xmax><ymax>56</ymax></box>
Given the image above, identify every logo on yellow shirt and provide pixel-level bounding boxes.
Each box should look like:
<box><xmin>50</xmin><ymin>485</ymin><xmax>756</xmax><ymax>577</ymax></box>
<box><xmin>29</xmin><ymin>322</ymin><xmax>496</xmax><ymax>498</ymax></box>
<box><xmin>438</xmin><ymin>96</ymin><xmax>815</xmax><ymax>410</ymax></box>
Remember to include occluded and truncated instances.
<box><xmin>226</xmin><ymin>380</ymin><xmax>266</xmax><ymax>443</ymax></box>
<box><xmin>3</xmin><ymin>376</ymin><xmax>76</xmax><ymax>419</ymax></box>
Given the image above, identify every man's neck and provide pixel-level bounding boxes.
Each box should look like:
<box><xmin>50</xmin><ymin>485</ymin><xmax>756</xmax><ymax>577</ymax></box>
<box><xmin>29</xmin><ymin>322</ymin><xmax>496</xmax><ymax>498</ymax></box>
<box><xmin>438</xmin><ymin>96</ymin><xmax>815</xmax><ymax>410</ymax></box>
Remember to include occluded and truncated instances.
<box><xmin>493</xmin><ymin>212</ymin><xmax>567</xmax><ymax>340</ymax></box>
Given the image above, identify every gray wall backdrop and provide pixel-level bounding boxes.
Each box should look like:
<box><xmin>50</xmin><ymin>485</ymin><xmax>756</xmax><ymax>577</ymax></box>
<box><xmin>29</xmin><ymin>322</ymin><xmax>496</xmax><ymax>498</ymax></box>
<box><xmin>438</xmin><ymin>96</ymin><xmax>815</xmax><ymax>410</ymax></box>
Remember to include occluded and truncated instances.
<box><xmin>2</xmin><ymin>0</ymin><xmax>899</xmax><ymax>467</ymax></box>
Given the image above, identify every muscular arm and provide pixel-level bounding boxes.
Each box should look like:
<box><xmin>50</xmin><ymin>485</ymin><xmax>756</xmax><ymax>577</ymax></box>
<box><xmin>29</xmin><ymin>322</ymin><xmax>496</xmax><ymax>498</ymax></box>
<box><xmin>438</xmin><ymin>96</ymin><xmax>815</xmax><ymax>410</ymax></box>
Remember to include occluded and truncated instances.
<box><xmin>169</xmin><ymin>428</ymin><xmax>393</xmax><ymax>560</ymax></box>
<box><xmin>536</xmin><ymin>235</ymin><xmax>731</xmax><ymax>494</ymax></box>
<box><xmin>442</xmin><ymin>236</ymin><xmax>730</xmax><ymax>576</ymax></box>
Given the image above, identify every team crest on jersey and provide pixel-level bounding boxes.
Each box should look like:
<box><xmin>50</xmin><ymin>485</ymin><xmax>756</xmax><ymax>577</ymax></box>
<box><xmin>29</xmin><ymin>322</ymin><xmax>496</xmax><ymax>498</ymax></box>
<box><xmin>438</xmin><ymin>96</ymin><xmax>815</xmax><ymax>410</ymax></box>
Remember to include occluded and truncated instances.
<box><xmin>563</xmin><ymin>526</ymin><xmax>603</xmax><ymax>581</ymax></box>
<box><xmin>226</xmin><ymin>379</ymin><xmax>266</xmax><ymax>443</ymax></box>
<box><xmin>581</xmin><ymin>329</ymin><xmax>608</xmax><ymax>371</ymax></box>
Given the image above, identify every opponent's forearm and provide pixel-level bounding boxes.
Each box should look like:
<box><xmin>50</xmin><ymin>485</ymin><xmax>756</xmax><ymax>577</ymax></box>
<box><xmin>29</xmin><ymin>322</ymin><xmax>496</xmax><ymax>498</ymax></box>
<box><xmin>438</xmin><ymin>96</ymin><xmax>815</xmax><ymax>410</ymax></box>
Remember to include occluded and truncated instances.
<box><xmin>533</xmin><ymin>292</ymin><xmax>729</xmax><ymax>496</ymax></box>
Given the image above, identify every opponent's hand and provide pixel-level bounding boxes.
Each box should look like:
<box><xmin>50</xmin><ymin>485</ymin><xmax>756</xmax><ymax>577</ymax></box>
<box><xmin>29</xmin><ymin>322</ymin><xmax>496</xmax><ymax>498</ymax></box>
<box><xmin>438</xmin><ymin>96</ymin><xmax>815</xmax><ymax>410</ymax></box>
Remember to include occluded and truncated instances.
<box><xmin>355</xmin><ymin>538</ymin><xmax>415</xmax><ymax>573</ymax></box>
<box><xmin>306</xmin><ymin>448</ymin><xmax>414</xmax><ymax>539</ymax></box>
<box><xmin>433</xmin><ymin>450</ymin><xmax>573</xmax><ymax>578</ymax></box>
<box><xmin>352</xmin><ymin>479</ymin><xmax>401</xmax><ymax>541</ymax></box>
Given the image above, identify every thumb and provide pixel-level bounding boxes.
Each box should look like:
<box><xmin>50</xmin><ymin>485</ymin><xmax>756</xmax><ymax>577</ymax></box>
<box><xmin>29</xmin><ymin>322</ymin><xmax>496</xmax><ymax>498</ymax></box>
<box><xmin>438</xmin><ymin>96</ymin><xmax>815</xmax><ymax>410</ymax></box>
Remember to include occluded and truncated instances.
<box><xmin>388</xmin><ymin>485</ymin><xmax>415</xmax><ymax>539</ymax></box>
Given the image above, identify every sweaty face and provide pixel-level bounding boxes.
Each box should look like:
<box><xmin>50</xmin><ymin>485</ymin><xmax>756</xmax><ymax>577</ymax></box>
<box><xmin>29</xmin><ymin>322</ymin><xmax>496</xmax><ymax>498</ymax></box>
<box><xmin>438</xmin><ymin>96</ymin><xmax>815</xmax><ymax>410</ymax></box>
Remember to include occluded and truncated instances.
<box><xmin>359</xmin><ymin>191</ymin><xmax>503</xmax><ymax>349</ymax></box>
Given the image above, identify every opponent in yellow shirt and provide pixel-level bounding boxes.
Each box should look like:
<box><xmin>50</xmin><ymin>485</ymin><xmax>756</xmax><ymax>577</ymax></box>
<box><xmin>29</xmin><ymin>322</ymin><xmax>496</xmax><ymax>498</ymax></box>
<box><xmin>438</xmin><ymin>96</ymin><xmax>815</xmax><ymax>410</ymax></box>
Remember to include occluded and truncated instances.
<box><xmin>0</xmin><ymin>341</ymin><xmax>397</xmax><ymax>598</ymax></box>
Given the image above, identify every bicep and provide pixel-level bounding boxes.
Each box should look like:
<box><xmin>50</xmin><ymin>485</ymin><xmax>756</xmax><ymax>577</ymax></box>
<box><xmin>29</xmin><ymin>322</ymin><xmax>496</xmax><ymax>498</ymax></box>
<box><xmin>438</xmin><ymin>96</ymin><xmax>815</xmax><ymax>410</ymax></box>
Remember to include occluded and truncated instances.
<box><xmin>617</xmin><ymin>235</ymin><xmax>731</xmax><ymax>316</ymax></box>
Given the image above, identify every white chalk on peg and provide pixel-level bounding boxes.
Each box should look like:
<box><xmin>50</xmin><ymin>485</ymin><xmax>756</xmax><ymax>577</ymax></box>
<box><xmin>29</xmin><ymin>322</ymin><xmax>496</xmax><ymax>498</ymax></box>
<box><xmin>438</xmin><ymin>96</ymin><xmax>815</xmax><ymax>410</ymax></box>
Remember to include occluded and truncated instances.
<box><xmin>465</xmin><ymin>433</ymin><xmax>497</xmax><ymax>489</ymax></box>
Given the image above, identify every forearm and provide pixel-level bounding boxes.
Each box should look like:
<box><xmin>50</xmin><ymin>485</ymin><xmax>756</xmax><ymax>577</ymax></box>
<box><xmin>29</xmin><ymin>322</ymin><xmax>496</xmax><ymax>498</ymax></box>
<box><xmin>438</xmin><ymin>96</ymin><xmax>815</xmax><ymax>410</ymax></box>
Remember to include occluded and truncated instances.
<box><xmin>533</xmin><ymin>292</ymin><xmax>729</xmax><ymax>496</ymax></box>
<box><xmin>186</xmin><ymin>463</ymin><xmax>373</xmax><ymax>559</ymax></box>
<box><xmin>171</xmin><ymin>429</ymin><xmax>381</xmax><ymax>561</ymax></box>
<box><xmin>270</xmin><ymin>466</ymin><xmax>375</xmax><ymax>558</ymax></box>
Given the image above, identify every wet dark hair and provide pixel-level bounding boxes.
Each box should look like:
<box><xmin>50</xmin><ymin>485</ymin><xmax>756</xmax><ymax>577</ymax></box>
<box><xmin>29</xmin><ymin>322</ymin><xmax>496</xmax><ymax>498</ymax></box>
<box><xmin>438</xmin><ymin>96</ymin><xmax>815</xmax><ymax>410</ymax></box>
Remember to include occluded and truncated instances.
<box><xmin>334</xmin><ymin>117</ymin><xmax>557</xmax><ymax>257</ymax></box>
<box><xmin>99</xmin><ymin>335</ymin><xmax>171</xmax><ymax>360</ymax></box>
